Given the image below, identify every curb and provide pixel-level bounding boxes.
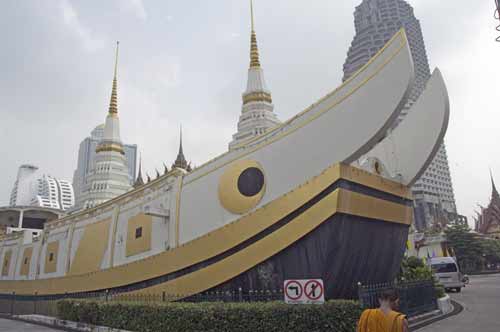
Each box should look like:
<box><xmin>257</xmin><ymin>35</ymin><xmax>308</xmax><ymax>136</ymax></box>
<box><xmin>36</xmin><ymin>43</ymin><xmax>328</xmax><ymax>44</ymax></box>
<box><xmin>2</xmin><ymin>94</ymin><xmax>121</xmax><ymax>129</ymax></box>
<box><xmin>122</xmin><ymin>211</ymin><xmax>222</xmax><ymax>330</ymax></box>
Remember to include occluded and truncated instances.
<box><xmin>408</xmin><ymin>310</ymin><xmax>441</xmax><ymax>326</ymax></box>
<box><xmin>467</xmin><ymin>271</ymin><xmax>500</xmax><ymax>276</ymax></box>
<box><xmin>0</xmin><ymin>313</ymin><xmax>74</xmax><ymax>332</ymax></box>
<box><xmin>1</xmin><ymin>314</ymin><xmax>133</xmax><ymax>332</ymax></box>
<box><xmin>410</xmin><ymin>300</ymin><xmax>464</xmax><ymax>331</ymax></box>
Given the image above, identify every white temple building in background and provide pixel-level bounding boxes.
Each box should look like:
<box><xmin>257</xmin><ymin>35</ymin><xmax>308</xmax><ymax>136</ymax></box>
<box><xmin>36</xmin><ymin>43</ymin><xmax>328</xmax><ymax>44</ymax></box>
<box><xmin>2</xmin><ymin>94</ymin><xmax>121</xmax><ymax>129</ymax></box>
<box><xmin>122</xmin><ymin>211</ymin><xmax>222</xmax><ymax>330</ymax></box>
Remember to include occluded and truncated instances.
<box><xmin>228</xmin><ymin>2</ymin><xmax>280</xmax><ymax>150</ymax></box>
<box><xmin>78</xmin><ymin>42</ymin><xmax>132</xmax><ymax>209</ymax></box>
<box><xmin>9</xmin><ymin>164</ymin><xmax>75</xmax><ymax>211</ymax></box>
<box><xmin>72</xmin><ymin>124</ymin><xmax>137</xmax><ymax>210</ymax></box>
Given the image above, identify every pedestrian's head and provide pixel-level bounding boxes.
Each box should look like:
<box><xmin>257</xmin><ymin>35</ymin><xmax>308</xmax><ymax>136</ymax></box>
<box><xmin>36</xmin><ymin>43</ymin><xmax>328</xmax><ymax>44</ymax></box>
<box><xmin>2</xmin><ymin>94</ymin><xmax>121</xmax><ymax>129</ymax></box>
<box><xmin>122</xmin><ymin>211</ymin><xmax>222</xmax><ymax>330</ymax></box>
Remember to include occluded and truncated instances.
<box><xmin>378</xmin><ymin>289</ymin><xmax>400</xmax><ymax>310</ymax></box>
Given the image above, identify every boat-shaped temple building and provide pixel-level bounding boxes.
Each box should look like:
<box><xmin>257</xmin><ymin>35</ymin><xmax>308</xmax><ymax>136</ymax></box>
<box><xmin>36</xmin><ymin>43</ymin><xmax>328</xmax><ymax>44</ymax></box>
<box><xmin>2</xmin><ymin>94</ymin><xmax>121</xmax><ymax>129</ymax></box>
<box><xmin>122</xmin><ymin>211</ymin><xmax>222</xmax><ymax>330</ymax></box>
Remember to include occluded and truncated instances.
<box><xmin>0</xmin><ymin>7</ymin><xmax>450</xmax><ymax>300</ymax></box>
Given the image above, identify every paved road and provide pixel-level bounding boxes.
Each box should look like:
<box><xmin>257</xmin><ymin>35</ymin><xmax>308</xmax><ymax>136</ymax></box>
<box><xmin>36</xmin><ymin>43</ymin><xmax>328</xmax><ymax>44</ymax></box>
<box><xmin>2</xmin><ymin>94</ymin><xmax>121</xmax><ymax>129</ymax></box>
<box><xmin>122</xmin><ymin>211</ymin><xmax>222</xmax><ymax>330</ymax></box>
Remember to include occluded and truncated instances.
<box><xmin>417</xmin><ymin>273</ymin><xmax>500</xmax><ymax>332</ymax></box>
<box><xmin>0</xmin><ymin>318</ymin><xmax>61</xmax><ymax>331</ymax></box>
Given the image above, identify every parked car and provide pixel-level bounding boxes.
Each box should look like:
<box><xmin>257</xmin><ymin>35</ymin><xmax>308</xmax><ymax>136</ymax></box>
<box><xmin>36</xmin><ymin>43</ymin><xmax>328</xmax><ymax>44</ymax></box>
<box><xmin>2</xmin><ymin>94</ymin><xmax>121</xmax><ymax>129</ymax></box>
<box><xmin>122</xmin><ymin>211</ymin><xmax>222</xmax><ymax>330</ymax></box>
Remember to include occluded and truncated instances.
<box><xmin>428</xmin><ymin>257</ymin><xmax>464</xmax><ymax>292</ymax></box>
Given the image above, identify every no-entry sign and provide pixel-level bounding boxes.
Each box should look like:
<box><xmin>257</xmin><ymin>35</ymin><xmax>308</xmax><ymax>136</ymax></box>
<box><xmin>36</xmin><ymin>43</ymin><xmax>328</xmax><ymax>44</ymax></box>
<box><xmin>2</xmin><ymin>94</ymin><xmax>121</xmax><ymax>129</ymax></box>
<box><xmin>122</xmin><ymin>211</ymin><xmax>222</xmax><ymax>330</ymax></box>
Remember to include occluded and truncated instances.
<box><xmin>284</xmin><ymin>279</ymin><xmax>325</xmax><ymax>304</ymax></box>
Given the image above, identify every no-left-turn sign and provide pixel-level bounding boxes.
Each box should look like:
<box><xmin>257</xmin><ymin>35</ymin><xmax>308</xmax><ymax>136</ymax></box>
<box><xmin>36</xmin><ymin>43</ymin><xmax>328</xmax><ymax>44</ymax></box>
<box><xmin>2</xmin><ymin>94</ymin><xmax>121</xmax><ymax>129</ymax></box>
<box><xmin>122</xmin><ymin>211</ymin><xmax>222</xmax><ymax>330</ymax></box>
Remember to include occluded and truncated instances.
<box><xmin>284</xmin><ymin>279</ymin><xmax>325</xmax><ymax>304</ymax></box>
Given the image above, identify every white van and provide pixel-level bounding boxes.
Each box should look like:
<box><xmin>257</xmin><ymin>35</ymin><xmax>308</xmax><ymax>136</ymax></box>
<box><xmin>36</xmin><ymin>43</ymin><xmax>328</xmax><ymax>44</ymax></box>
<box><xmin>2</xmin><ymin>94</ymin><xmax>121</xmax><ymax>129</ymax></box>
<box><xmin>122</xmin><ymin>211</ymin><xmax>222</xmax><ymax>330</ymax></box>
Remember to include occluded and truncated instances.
<box><xmin>428</xmin><ymin>257</ymin><xmax>464</xmax><ymax>292</ymax></box>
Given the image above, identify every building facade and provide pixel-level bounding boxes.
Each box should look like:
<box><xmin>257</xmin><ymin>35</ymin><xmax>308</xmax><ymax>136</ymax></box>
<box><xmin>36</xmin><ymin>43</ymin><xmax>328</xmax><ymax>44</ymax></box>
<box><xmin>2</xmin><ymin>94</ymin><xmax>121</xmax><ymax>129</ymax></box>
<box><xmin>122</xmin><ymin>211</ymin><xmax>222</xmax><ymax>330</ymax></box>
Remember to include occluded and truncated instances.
<box><xmin>228</xmin><ymin>2</ymin><xmax>281</xmax><ymax>150</ymax></box>
<box><xmin>78</xmin><ymin>43</ymin><xmax>132</xmax><ymax>209</ymax></box>
<box><xmin>9</xmin><ymin>164</ymin><xmax>74</xmax><ymax>211</ymax></box>
<box><xmin>72</xmin><ymin>124</ymin><xmax>137</xmax><ymax>209</ymax></box>
<box><xmin>343</xmin><ymin>0</ymin><xmax>456</xmax><ymax>230</ymax></box>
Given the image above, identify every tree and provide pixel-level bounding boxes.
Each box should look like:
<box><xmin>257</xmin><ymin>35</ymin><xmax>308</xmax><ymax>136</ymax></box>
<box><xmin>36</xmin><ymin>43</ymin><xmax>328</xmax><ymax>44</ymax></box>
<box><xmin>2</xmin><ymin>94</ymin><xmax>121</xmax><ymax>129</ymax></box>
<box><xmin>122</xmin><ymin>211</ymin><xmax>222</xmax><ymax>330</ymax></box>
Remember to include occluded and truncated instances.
<box><xmin>444</xmin><ymin>222</ymin><xmax>484</xmax><ymax>272</ymax></box>
<box><xmin>398</xmin><ymin>256</ymin><xmax>433</xmax><ymax>281</ymax></box>
<box><xmin>482</xmin><ymin>239</ymin><xmax>500</xmax><ymax>266</ymax></box>
<box><xmin>445</xmin><ymin>220</ymin><xmax>500</xmax><ymax>272</ymax></box>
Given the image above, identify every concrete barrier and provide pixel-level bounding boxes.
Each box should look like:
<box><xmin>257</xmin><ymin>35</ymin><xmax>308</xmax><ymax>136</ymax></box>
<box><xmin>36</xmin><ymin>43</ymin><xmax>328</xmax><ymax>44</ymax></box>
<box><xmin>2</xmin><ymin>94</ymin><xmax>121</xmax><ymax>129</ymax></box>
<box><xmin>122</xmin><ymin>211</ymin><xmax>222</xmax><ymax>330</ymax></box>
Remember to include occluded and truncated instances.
<box><xmin>437</xmin><ymin>294</ymin><xmax>452</xmax><ymax>314</ymax></box>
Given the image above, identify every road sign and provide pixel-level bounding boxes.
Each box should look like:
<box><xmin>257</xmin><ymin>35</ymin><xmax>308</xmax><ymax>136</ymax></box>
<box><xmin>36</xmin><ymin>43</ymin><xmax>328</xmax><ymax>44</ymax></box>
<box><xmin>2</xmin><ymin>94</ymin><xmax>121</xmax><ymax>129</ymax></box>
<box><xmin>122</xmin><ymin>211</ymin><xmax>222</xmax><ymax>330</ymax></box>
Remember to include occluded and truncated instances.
<box><xmin>284</xmin><ymin>279</ymin><xmax>325</xmax><ymax>304</ymax></box>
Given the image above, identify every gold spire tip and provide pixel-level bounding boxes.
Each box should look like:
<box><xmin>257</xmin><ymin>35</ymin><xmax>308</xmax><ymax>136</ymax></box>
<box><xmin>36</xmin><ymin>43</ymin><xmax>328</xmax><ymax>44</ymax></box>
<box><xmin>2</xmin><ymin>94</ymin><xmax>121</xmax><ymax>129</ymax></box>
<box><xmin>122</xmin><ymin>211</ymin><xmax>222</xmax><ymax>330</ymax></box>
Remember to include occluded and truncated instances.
<box><xmin>250</xmin><ymin>0</ymin><xmax>255</xmax><ymax>31</ymax></box>
<box><xmin>249</xmin><ymin>0</ymin><xmax>260</xmax><ymax>68</ymax></box>
<box><xmin>114</xmin><ymin>41</ymin><xmax>120</xmax><ymax>79</ymax></box>
<box><xmin>108</xmin><ymin>41</ymin><xmax>119</xmax><ymax>115</ymax></box>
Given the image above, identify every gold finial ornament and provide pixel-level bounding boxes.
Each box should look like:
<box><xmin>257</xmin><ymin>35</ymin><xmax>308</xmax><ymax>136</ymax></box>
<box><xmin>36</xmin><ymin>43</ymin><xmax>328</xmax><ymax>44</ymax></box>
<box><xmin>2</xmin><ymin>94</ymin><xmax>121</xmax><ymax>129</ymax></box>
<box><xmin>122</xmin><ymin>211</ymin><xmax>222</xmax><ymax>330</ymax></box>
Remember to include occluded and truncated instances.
<box><xmin>108</xmin><ymin>41</ymin><xmax>119</xmax><ymax>115</ymax></box>
<box><xmin>249</xmin><ymin>0</ymin><xmax>260</xmax><ymax>68</ymax></box>
<box><xmin>250</xmin><ymin>0</ymin><xmax>255</xmax><ymax>31</ymax></box>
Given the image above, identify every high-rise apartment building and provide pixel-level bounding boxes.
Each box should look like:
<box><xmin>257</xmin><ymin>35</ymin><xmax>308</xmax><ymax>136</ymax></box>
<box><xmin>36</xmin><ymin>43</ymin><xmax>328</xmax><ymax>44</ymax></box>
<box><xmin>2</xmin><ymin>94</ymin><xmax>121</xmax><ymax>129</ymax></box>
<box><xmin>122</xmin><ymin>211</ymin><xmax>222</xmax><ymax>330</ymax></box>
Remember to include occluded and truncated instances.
<box><xmin>72</xmin><ymin>124</ymin><xmax>137</xmax><ymax>209</ymax></box>
<box><xmin>10</xmin><ymin>164</ymin><xmax>75</xmax><ymax>211</ymax></box>
<box><xmin>343</xmin><ymin>0</ymin><xmax>456</xmax><ymax>230</ymax></box>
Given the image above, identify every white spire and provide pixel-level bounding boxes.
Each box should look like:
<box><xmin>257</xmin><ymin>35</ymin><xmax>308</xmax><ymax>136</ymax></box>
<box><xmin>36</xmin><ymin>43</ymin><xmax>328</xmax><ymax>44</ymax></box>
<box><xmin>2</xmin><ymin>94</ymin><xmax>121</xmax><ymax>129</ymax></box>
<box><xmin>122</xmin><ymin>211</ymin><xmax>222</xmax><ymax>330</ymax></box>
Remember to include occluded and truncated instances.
<box><xmin>228</xmin><ymin>1</ymin><xmax>280</xmax><ymax>150</ymax></box>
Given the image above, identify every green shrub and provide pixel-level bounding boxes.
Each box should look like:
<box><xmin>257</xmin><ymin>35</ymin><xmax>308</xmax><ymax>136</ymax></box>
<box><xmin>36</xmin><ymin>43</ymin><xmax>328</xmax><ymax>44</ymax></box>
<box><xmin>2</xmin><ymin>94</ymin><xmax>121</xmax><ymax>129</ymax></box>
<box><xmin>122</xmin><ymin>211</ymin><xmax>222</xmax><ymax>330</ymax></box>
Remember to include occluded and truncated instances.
<box><xmin>57</xmin><ymin>299</ymin><xmax>362</xmax><ymax>332</ymax></box>
<box><xmin>398</xmin><ymin>256</ymin><xmax>447</xmax><ymax>298</ymax></box>
<box><xmin>434</xmin><ymin>282</ymin><xmax>446</xmax><ymax>298</ymax></box>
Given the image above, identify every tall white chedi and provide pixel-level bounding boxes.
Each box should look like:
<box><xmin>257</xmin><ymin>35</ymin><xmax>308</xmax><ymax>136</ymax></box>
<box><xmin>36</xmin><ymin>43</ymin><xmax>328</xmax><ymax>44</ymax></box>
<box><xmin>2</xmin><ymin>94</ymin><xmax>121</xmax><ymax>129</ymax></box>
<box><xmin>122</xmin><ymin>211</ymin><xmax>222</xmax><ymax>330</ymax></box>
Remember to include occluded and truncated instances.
<box><xmin>228</xmin><ymin>1</ymin><xmax>280</xmax><ymax>150</ymax></box>
<box><xmin>82</xmin><ymin>42</ymin><xmax>132</xmax><ymax>209</ymax></box>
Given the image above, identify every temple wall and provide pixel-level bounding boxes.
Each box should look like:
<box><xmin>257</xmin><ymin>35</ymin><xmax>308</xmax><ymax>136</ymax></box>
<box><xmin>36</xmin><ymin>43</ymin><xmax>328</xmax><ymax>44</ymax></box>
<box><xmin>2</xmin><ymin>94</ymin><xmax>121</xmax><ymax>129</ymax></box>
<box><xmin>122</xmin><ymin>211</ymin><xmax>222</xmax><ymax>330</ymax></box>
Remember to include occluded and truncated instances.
<box><xmin>0</xmin><ymin>236</ymin><xmax>21</xmax><ymax>280</ymax></box>
<box><xmin>0</xmin><ymin>171</ymin><xmax>181</xmax><ymax>283</ymax></box>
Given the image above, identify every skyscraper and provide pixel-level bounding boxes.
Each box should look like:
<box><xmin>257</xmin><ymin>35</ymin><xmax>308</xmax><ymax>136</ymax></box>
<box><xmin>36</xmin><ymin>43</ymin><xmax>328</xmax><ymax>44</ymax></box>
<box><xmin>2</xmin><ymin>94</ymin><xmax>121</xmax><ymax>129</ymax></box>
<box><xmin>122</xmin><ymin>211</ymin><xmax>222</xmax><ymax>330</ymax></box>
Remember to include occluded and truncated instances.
<box><xmin>72</xmin><ymin>124</ymin><xmax>137</xmax><ymax>209</ymax></box>
<box><xmin>10</xmin><ymin>164</ymin><xmax>75</xmax><ymax>211</ymax></box>
<box><xmin>78</xmin><ymin>42</ymin><xmax>132</xmax><ymax>209</ymax></box>
<box><xmin>343</xmin><ymin>0</ymin><xmax>456</xmax><ymax>230</ymax></box>
<box><xmin>228</xmin><ymin>1</ymin><xmax>281</xmax><ymax>150</ymax></box>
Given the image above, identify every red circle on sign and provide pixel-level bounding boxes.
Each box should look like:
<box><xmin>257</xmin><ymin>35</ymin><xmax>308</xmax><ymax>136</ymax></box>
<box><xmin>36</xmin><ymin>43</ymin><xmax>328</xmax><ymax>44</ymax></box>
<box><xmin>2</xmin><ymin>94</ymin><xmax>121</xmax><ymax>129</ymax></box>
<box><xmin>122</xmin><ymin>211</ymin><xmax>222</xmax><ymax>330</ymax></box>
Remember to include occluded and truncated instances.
<box><xmin>284</xmin><ymin>280</ymin><xmax>303</xmax><ymax>300</ymax></box>
<box><xmin>304</xmin><ymin>280</ymin><xmax>324</xmax><ymax>300</ymax></box>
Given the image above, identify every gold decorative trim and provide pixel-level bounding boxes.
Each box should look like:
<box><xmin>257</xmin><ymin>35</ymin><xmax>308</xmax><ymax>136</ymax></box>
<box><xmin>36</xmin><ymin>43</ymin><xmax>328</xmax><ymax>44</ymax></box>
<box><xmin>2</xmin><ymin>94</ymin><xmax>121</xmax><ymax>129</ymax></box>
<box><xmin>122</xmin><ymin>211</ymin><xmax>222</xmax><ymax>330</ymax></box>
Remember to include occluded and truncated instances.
<box><xmin>339</xmin><ymin>164</ymin><xmax>412</xmax><ymax>200</ymax></box>
<box><xmin>95</xmin><ymin>143</ymin><xmax>125</xmax><ymax>155</ymax></box>
<box><xmin>242</xmin><ymin>91</ymin><xmax>272</xmax><ymax>105</ymax></box>
<box><xmin>337</xmin><ymin>190</ymin><xmax>413</xmax><ymax>225</ymax></box>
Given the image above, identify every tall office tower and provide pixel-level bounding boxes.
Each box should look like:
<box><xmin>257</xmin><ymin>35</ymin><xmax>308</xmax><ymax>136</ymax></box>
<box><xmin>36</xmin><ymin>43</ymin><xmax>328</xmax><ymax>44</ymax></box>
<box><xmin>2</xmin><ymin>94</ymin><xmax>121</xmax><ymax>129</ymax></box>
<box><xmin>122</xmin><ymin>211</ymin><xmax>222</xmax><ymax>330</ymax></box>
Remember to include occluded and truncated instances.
<box><xmin>9</xmin><ymin>164</ymin><xmax>75</xmax><ymax>211</ymax></box>
<box><xmin>343</xmin><ymin>0</ymin><xmax>456</xmax><ymax>230</ymax></box>
<box><xmin>72</xmin><ymin>124</ymin><xmax>137</xmax><ymax>209</ymax></box>
<box><xmin>228</xmin><ymin>1</ymin><xmax>281</xmax><ymax>150</ymax></box>
<box><xmin>79</xmin><ymin>43</ymin><xmax>132</xmax><ymax>209</ymax></box>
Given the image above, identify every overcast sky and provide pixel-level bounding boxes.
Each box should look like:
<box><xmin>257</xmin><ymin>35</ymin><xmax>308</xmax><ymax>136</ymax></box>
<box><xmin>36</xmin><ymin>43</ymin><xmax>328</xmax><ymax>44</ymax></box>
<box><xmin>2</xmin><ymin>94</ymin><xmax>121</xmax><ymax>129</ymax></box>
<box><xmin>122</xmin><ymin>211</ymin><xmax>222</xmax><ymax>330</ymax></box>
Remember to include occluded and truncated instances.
<box><xmin>1</xmin><ymin>0</ymin><xmax>499</xmax><ymax>224</ymax></box>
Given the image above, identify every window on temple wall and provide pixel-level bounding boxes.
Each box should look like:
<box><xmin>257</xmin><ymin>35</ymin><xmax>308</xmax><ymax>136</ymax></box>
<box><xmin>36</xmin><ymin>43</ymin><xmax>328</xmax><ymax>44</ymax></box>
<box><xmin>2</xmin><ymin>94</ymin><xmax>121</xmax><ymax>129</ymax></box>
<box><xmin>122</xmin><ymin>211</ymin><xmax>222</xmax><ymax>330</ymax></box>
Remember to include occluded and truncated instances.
<box><xmin>49</xmin><ymin>253</ymin><xmax>54</xmax><ymax>262</ymax></box>
<box><xmin>24</xmin><ymin>257</ymin><xmax>28</xmax><ymax>265</ymax></box>
<box><xmin>135</xmin><ymin>227</ymin><xmax>143</xmax><ymax>239</ymax></box>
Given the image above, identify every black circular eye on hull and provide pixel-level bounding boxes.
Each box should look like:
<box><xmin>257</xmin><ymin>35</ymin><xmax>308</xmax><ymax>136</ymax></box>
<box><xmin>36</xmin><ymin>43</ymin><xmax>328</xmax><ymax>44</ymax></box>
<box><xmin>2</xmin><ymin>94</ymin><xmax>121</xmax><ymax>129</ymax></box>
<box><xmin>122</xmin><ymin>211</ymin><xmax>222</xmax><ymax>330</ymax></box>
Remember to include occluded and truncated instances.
<box><xmin>237</xmin><ymin>167</ymin><xmax>265</xmax><ymax>197</ymax></box>
<box><xmin>218</xmin><ymin>160</ymin><xmax>266</xmax><ymax>215</ymax></box>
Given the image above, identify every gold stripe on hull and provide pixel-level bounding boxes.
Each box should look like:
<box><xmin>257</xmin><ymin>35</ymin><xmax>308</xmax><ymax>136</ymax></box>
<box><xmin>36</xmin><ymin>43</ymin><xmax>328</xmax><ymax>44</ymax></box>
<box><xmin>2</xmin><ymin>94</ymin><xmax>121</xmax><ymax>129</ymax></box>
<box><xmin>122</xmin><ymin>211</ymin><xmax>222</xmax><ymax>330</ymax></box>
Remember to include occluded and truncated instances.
<box><xmin>130</xmin><ymin>188</ymin><xmax>412</xmax><ymax>297</ymax></box>
<box><xmin>0</xmin><ymin>164</ymin><xmax>410</xmax><ymax>295</ymax></box>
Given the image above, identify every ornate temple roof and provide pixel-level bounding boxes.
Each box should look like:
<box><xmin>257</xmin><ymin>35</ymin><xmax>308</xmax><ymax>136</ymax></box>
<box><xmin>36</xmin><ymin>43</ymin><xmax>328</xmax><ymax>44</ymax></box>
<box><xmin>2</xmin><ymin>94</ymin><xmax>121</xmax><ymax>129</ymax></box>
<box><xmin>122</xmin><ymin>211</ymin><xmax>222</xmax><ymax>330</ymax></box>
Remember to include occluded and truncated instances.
<box><xmin>172</xmin><ymin>127</ymin><xmax>191</xmax><ymax>171</ymax></box>
<box><xmin>133</xmin><ymin>156</ymin><xmax>144</xmax><ymax>188</ymax></box>
<box><xmin>475</xmin><ymin>171</ymin><xmax>500</xmax><ymax>238</ymax></box>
